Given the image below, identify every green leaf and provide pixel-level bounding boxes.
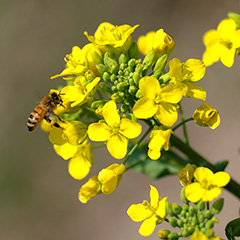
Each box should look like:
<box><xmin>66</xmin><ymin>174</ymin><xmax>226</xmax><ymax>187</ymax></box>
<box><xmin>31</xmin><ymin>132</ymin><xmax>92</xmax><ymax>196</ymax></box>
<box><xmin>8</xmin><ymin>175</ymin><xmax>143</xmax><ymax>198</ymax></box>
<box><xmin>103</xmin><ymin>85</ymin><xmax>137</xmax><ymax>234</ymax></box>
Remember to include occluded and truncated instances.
<box><xmin>228</xmin><ymin>12</ymin><xmax>240</xmax><ymax>28</ymax></box>
<box><xmin>225</xmin><ymin>218</ymin><xmax>240</xmax><ymax>240</ymax></box>
<box><xmin>127</xmin><ymin>143</ymin><xmax>189</xmax><ymax>179</ymax></box>
<box><xmin>213</xmin><ymin>160</ymin><xmax>229</xmax><ymax>171</ymax></box>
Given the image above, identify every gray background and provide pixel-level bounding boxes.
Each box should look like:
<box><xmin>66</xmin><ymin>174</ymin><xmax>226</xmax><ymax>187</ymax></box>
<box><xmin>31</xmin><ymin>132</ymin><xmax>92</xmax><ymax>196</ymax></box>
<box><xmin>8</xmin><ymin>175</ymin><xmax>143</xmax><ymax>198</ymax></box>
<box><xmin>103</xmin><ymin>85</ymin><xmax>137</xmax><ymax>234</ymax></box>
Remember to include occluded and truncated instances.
<box><xmin>1</xmin><ymin>0</ymin><xmax>240</xmax><ymax>239</ymax></box>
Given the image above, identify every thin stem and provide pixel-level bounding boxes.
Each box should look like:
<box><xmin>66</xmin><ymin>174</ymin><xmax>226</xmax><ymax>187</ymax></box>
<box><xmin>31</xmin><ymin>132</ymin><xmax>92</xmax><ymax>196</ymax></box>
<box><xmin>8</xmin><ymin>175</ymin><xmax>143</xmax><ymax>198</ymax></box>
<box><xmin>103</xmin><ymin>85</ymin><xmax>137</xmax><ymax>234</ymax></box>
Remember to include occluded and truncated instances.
<box><xmin>122</xmin><ymin>126</ymin><xmax>152</xmax><ymax>165</ymax></box>
<box><xmin>172</xmin><ymin>117</ymin><xmax>194</xmax><ymax>132</ymax></box>
<box><xmin>178</xmin><ymin>103</ymin><xmax>189</xmax><ymax>145</ymax></box>
<box><xmin>125</xmin><ymin>156</ymin><xmax>149</xmax><ymax>171</ymax></box>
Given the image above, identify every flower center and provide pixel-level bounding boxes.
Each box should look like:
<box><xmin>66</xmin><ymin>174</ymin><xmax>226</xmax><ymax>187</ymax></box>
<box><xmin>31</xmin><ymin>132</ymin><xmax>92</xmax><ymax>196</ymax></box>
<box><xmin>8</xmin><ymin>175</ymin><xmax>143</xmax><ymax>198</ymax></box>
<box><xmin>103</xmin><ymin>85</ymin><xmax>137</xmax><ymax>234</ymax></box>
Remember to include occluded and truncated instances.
<box><xmin>219</xmin><ymin>39</ymin><xmax>233</xmax><ymax>49</ymax></box>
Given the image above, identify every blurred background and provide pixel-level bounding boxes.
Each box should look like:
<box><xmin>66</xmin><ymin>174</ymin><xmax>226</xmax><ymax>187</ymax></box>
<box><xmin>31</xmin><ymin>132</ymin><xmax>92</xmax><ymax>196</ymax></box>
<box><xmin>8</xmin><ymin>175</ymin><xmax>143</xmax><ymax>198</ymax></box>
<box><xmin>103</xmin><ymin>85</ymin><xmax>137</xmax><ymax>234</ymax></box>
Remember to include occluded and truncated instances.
<box><xmin>1</xmin><ymin>0</ymin><xmax>240</xmax><ymax>239</ymax></box>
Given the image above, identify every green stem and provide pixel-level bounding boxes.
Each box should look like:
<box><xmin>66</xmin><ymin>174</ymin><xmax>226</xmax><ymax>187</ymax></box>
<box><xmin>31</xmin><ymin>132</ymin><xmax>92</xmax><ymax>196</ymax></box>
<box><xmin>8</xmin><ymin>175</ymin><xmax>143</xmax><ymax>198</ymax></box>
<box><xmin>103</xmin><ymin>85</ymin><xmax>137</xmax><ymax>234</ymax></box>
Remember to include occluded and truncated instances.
<box><xmin>122</xmin><ymin>126</ymin><xmax>152</xmax><ymax>165</ymax></box>
<box><xmin>91</xmin><ymin>143</ymin><xmax>106</xmax><ymax>149</ymax></box>
<box><xmin>126</xmin><ymin>156</ymin><xmax>148</xmax><ymax>171</ymax></box>
<box><xmin>171</xmin><ymin>134</ymin><xmax>240</xmax><ymax>199</ymax></box>
<box><xmin>172</xmin><ymin>117</ymin><xmax>194</xmax><ymax>132</ymax></box>
<box><xmin>178</xmin><ymin>103</ymin><xmax>189</xmax><ymax>145</ymax></box>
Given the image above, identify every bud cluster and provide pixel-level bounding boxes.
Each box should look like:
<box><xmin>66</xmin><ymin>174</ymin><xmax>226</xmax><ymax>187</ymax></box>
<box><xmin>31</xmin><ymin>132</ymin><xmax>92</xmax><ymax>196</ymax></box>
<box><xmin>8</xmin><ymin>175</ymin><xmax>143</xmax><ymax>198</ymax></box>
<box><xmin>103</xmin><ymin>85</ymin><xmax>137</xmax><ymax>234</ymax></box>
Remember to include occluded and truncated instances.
<box><xmin>157</xmin><ymin>197</ymin><xmax>224</xmax><ymax>240</ymax></box>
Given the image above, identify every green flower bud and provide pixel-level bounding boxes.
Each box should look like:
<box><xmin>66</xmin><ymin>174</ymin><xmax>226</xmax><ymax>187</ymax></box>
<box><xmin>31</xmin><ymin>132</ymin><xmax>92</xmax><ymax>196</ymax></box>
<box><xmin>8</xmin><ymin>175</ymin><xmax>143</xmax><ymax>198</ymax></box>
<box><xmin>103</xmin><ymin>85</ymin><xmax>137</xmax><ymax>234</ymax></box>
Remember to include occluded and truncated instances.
<box><xmin>91</xmin><ymin>100</ymin><xmax>107</xmax><ymax>109</ymax></box>
<box><xmin>159</xmin><ymin>72</ymin><xmax>170</xmax><ymax>84</ymax></box>
<box><xmin>212</xmin><ymin>198</ymin><xmax>224</xmax><ymax>214</ymax></box>
<box><xmin>128</xmin><ymin>41</ymin><xmax>139</xmax><ymax>59</ymax></box>
<box><xmin>151</xmin><ymin>54</ymin><xmax>168</xmax><ymax>78</ymax></box>
<box><xmin>172</xmin><ymin>203</ymin><xmax>182</xmax><ymax>215</ymax></box>
<box><xmin>169</xmin><ymin>218</ymin><xmax>178</xmax><ymax>227</ymax></box>
<box><xmin>128</xmin><ymin>59</ymin><xmax>136</xmax><ymax>70</ymax></box>
<box><xmin>129</xmin><ymin>78</ymin><xmax>135</xmax><ymax>86</ymax></box>
<box><xmin>110</xmin><ymin>74</ymin><xmax>116</xmax><ymax>83</ymax></box>
<box><xmin>191</xmin><ymin>216</ymin><xmax>198</xmax><ymax>226</ymax></box>
<box><xmin>166</xmin><ymin>202</ymin><xmax>174</xmax><ymax>216</ymax></box>
<box><xmin>133</xmin><ymin>72</ymin><xmax>140</xmax><ymax>85</ymax></box>
<box><xmin>197</xmin><ymin>212</ymin><xmax>204</xmax><ymax>223</ymax></box>
<box><xmin>117</xmin><ymin>82</ymin><xmax>125</xmax><ymax>91</ymax></box>
<box><xmin>177</xmin><ymin>219</ymin><xmax>183</xmax><ymax>227</ymax></box>
<box><xmin>114</xmin><ymin>80</ymin><xmax>119</xmax><ymax>86</ymax></box>
<box><xmin>98</xmin><ymin>82</ymin><xmax>107</xmax><ymax>93</ymax></box>
<box><xmin>135</xmin><ymin>89</ymin><xmax>142</xmax><ymax>98</ymax></box>
<box><xmin>128</xmin><ymin>85</ymin><xmax>136</xmax><ymax>95</ymax></box>
<box><xmin>96</xmin><ymin>63</ymin><xmax>107</xmax><ymax>75</ymax></box>
<box><xmin>211</xmin><ymin>216</ymin><xmax>219</xmax><ymax>223</ymax></box>
<box><xmin>104</xmin><ymin>52</ymin><xmax>118</xmax><ymax>74</ymax></box>
<box><xmin>111</xmin><ymin>86</ymin><xmax>117</xmax><ymax>92</ymax></box>
<box><xmin>158</xmin><ymin>229</ymin><xmax>170</xmax><ymax>239</ymax></box>
<box><xmin>119</xmin><ymin>52</ymin><xmax>129</xmax><ymax>65</ymax></box>
<box><xmin>196</xmin><ymin>200</ymin><xmax>205</xmax><ymax>211</ymax></box>
<box><xmin>205</xmin><ymin>219</ymin><xmax>214</xmax><ymax>229</ymax></box>
<box><xmin>91</xmin><ymin>48</ymin><xmax>103</xmax><ymax>65</ymax></box>
<box><xmin>118</xmin><ymin>91</ymin><xmax>125</xmax><ymax>98</ymax></box>
<box><xmin>111</xmin><ymin>93</ymin><xmax>122</xmax><ymax>102</ymax></box>
<box><xmin>180</xmin><ymin>187</ymin><xmax>189</xmax><ymax>204</ymax></box>
<box><xmin>204</xmin><ymin>210</ymin><xmax>212</xmax><ymax>219</ymax></box>
<box><xmin>102</xmin><ymin>72</ymin><xmax>110</xmax><ymax>83</ymax></box>
<box><xmin>135</xmin><ymin>63</ymin><xmax>143</xmax><ymax>73</ymax></box>
<box><xmin>205</xmin><ymin>229</ymin><xmax>214</xmax><ymax>238</ymax></box>
<box><xmin>181</xmin><ymin>229</ymin><xmax>190</xmax><ymax>238</ymax></box>
<box><xmin>142</xmin><ymin>50</ymin><xmax>157</xmax><ymax>75</ymax></box>
<box><xmin>188</xmin><ymin>206</ymin><xmax>195</xmax><ymax>216</ymax></box>
<box><xmin>187</xmin><ymin>226</ymin><xmax>194</xmax><ymax>235</ymax></box>
<box><xmin>167</xmin><ymin>232</ymin><xmax>179</xmax><ymax>240</ymax></box>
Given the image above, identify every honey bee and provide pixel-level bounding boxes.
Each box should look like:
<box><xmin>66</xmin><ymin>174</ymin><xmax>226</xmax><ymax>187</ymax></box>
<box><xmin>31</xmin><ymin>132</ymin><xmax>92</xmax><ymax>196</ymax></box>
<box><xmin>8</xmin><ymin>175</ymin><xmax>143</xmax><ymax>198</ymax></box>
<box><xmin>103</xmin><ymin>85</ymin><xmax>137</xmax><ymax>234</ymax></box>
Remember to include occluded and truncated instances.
<box><xmin>27</xmin><ymin>91</ymin><xmax>64</xmax><ymax>132</ymax></box>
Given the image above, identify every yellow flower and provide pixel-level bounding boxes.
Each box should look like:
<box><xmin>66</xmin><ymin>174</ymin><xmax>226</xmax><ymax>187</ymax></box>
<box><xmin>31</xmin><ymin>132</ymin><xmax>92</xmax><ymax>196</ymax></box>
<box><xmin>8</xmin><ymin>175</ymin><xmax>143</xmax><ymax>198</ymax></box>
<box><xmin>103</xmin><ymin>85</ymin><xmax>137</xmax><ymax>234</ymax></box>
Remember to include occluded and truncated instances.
<box><xmin>84</xmin><ymin>22</ymin><xmax>138</xmax><ymax>54</ymax></box>
<box><xmin>79</xmin><ymin>176</ymin><xmax>101</xmax><ymax>204</ymax></box>
<box><xmin>203</xmin><ymin>18</ymin><xmax>240</xmax><ymax>67</ymax></box>
<box><xmin>51</xmin><ymin>46</ymin><xmax>88</xmax><ymax>79</ymax></box>
<box><xmin>138</xmin><ymin>29</ymin><xmax>175</xmax><ymax>58</ymax></box>
<box><xmin>68</xmin><ymin>140</ymin><xmax>93</xmax><ymax>180</ymax></box>
<box><xmin>185</xmin><ymin>167</ymin><xmax>231</xmax><ymax>202</ymax></box>
<box><xmin>193</xmin><ymin>103</ymin><xmax>220</xmax><ymax>129</ymax></box>
<box><xmin>127</xmin><ymin>185</ymin><xmax>167</xmax><ymax>236</ymax></box>
<box><xmin>169</xmin><ymin>58</ymin><xmax>206</xmax><ymax>101</ymax></box>
<box><xmin>133</xmin><ymin>76</ymin><xmax>186</xmax><ymax>127</ymax></box>
<box><xmin>61</xmin><ymin>76</ymin><xmax>101</xmax><ymax>107</ymax></box>
<box><xmin>49</xmin><ymin>120</ymin><xmax>87</xmax><ymax>160</ymax></box>
<box><xmin>177</xmin><ymin>163</ymin><xmax>197</xmax><ymax>186</ymax></box>
<box><xmin>148</xmin><ymin>126</ymin><xmax>172</xmax><ymax>160</ymax></box>
<box><xmin>98</xmin><ymin>163</ymin><xmax>125</xmax><ymax>194</ymax></box>
<box><xmin>88</xmin><ymin>100</ymin><xmax>142</xmax><ymax>159</ymax></box>
<box><xmin>190</xmin><ymin>231</ymin><xmax>221</xmax><ymax>240</ymax></box>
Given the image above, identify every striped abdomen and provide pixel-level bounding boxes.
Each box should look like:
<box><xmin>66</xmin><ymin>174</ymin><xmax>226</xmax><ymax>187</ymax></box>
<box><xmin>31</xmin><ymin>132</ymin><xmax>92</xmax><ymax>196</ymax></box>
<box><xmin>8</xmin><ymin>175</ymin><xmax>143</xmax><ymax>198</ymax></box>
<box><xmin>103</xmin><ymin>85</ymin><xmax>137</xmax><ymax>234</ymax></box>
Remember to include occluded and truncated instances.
<box><xmin>27</xmin><ymin>105</ymin><xmax>46</xmax><ymax>132</ymax></box>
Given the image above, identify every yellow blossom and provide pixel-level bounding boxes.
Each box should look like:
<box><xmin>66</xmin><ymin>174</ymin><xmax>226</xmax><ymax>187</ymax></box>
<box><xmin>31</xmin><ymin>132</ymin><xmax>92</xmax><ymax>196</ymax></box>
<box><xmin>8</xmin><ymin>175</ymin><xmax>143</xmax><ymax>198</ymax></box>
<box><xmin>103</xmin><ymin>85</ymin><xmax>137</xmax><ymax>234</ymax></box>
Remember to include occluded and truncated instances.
<box><xmin>133</xmin><ymin>76</ymin><xmax>186</xmax><ymax>127</ymax></box>
<box><xmin>138</xmin><ymin>29</ymin><xmax>175</xmax><ymax>58</ymax></box>
<box><xmin>98</xmin><ymin>163</ymin><xmax>125</xmax><ymax>194</ymax></box>
<box><xmin>193</xmin><ymin>103</ymin><xmax>220</xmax><ymax>129</ymax></box>
<box><xmin>61</xmin><ymin>76</ymin><xmax>101</xmax><ymax>107</ymax></box>
<box><xmin>177</xmin><ymin>163</ymin><xmax>197</xmax><ymax>186</ymax></box>
<box><xmin>169</xmin><ymin>58</ymin><xmax>207</xmax><ymax>101</ymax></box>
<box><xmin>190</xmin><ymin>231</ymin><xmax>221</xmax><ymax>240</ymax></box>
<box><xmin>203</xmin><ymin>18</ymin><xmax>240</xmax><ymax>67</ymax></box>
<box><xmin>127</xmin><ymin>185</ymin><xmax>167</xmax><ymax>236</ymax></box>
<box><xmin>68</xmin><ymin>140</ymin><xmax>93</xmax><ymax>180</ymax></box>
<box><xmin>148</xmin><ymin>126</ymin><xmax>172</xmax><ymax>160</ymax></box>
<box><xmin>51</xmin><ymin>46</ymin><xmax>88</xmax><ymax>79</ymax></box>
<box><xmin>84</xmin><ymin>22</ymin><xmax>138</xmax><ymax>54</ymax></box>
<box><xmin>185</xmin><ymin>167</ymin><xmax>231</xmax><ymax>202</ymax></box>
<box><xmin>49</xmin><ymin>120</ymin><xmax>87</xmax><ymax>160</ymax></box>
<box><xmin>88</xmin><ymin>100</ymin><xmax>142</xmax><ymax>159</ymax></box>
<box><xmin>79</xmin><ymin>176</ymin><xmax>101</xmax><ymax>204</ymax></box>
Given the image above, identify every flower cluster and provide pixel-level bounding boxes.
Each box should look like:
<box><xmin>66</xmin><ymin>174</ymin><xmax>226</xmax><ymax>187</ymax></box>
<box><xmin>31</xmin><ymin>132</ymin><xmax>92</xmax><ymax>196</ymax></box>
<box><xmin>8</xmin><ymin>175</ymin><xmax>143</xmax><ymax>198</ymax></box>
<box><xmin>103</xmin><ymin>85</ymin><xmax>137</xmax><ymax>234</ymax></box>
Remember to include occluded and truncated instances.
<box><xmin>31</xmin><ymin>14</ymin><xmax>240</xmax><ymax>239</ymax></box>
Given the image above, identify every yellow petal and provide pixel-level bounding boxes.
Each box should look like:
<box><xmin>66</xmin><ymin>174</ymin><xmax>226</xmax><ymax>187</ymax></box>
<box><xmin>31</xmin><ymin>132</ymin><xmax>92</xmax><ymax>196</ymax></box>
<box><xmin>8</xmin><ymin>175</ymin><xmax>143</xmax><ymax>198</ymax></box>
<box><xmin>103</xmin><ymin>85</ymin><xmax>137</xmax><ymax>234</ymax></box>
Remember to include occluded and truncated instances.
<box><xmin>103</xmin><ymin>100</ymin><xmax>120</xmax><ymax>126</ymax></box>
<box><xmin>202</xmin><ymin>188</ymin><xmax>222</xmax><ymax>202</ymax></box>
<box><xmin>185</xmin><ymin>182</ymin><xmax>205</xmax><ymax>202</ymax></box>
<box><xmin>98</xmin><ymin>169</ymin><xmax>117</xmax><ymax>194</ymax></box>
<box><xmin>88</xmin><ymin>122</ymin><xmax>110</xmax><ymax>141</ymax></box>
<box><xmin>139</xmin><ymin>216</ymin><xmax>157</xmax><ymax>236</ymax></box>
<box><xmin>194</xmin><ymin>167</ymin><xmax>214</xmax><ymax>183</ymax></box>
<box><xmin>155</xmin><ymin>197</ymin><xmax>167</xmax><ymax>219</ymax></box>
<box><xmin>53</xmin><ymin>143</ymin><xmax>78</xmax><ymax>160</ymax></box>
<box><xmin>107</xmin><ymin>133</ymin><xmax>128</xmax><ymax>159</ymax></box>
<box><xmin>119</xmin><ymin>118</ymin><xmax>142</xmax><ymax>139</ymax></box>
<box><xmin>127</xmin><ymin>203</ymin><xmax>153</xmax><ymax>222</ymax></box>
<box><xmin>160</xmin><ymin>83</ymin><xmax>186</xmax><ymax>103</ymax></box>
<box><xmin>133</xmin><ymin>98</ymin><xmax>158</xmax><ymax>119</ymax></box>
<box><xmin>139</xmin><ymin>76</ymin><xmax>161</xmax><ymax>98</ymax></box>
<box><xmin>184</xmin><ymin>82</ymin><xmax>207</xmax><ymax>101</ymax></box>
<box><xmin>68</xmin><ymin>154</ymin><xmax>92</xmax><ymax>180</ymax></box>
<box><xmin>155</xmin><ymin>103</ymin><xmax>178</xmax><ymax>127</ymax></box>
<box><xmin>150</xmin><ymin>185</ymin><xmax>159</xmax><ymax>209</ymax></box>
<box><xmin>212</xmin><ymin>171</ymin><xmax>231</xmax><ymax>187</ymax></box>
<box><xmin>220</xmin><ymin>48</ymin><xmax>235</xmax><ymax>68</ymax></box>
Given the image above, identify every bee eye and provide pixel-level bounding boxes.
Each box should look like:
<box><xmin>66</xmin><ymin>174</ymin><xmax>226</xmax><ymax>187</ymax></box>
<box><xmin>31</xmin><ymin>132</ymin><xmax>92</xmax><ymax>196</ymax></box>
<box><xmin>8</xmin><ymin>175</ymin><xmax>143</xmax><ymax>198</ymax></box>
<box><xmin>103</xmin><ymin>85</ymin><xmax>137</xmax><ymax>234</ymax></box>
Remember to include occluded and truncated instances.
<box><xmin>51</xmin><ymin>92</ymin><xmax>59</xmax><ymax>101</ymax></box>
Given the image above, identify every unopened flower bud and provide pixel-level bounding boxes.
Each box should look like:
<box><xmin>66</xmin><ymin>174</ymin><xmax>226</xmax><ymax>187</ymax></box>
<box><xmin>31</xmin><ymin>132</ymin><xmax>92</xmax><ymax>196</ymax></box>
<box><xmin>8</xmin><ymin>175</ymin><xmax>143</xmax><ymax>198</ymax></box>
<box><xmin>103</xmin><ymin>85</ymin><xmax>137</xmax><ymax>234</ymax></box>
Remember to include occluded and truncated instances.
<box><xmin>205</xmin><ymin>219</ymin><xmax>214</xmax><ymax>229</ymax></box>
<box><xmin>169</xmin><ymin>218</ymin><xmax>178</xmax><ymax>227</ymax></box>
<box><xmin>212</xmin><ymin>198</ymin><xmax>224</xmax><ymax>214</ymax></box>
<box><xmin>120</xmin><ymin>104</ymin><xmax>130</xmax><ymax>113</ymax></box>
<box><xmin>180</xmin><ymin>187</ymin><xmax>189</xmax><ymax>204</ymax></box>
<box><xmin>167</xmin><ymin>232</ymin><xmax>179</xmax><ymax>240</ymax></box>
<box><xmin>133</xmin><ymin>72</ymin><xmax>140</xmax><ymax>85</ymax></box>
<box><xmin>91</xmin><ymin>47</ymin><xmax>103</xmax><ymax>65</ymax></box>
<box><xmin>117</xmin><ymin>82</ymin><xmax>125</xmax><ymax>91</ymax></box>
<box><xmin>128</xmin><ymin>85</ymin><xmax>136</xmax><ymax>95</ymax></box>
<box><xmin>166</xmin><ymin>202</ymin><xmax>174</xmax><ymax>216</ymax></box>
<box><xmin>204</xmin><ymin>210</ymin><xmax>212</xmax><ymax>219</ymax></box>
<box><xmin>102</xmin><ymin>72</ymin><xmax>110</xmax><ymax>83</ymax></box>
<box><xmin>142</xmin><ymin>50</ymin><xmax>157</xmax><ymax>74</ymax></box>
<box><xmin>128</xmin><ymin>41</ymin><xmax>139</xmax><ymax>59</ymax></box>
<box><xmin>119</xmin><ymin>52</ymin><xmax>129</xmax><ymax>65</ymax></box>
<box><xmin>172</xmin><ymin>203</ymin><xmax>182</xmax><ymax>215</ymax></box>
<box><xmin>159</xmin><ymin>72</ymin><xmax>170</xmax><ymax>84</ymax></box>
<box><xmin>152</xmin><ymin>54</ymin><xmax>168</xmax><ymax>78</ymax></box>
<box><xmin>196</xmin><ymin>200</ymin><xmax>205</xmax><ymax>211</ymax></box>
<box><xmin>158</xmin><ymin>229</ymin><xmax>170</xmax><ymax>239</ymax></box>
<box><xmin>104</xmin><ymin>52</ymin><xmax>118</xmax><ymax>74</ymax></box>
<box><xmin>96</xmin><ymin>63</ymin><xmax>107</xmax><ymax>75</ymax></box>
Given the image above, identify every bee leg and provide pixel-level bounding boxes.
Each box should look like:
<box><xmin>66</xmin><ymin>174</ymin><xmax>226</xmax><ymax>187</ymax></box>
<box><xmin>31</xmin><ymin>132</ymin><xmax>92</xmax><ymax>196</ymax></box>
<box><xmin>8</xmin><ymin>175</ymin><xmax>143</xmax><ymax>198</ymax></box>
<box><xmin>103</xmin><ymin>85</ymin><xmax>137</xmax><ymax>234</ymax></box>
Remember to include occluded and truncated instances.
<box><xmin>44</xmin><ymin>116</ymin><xmax>62</xmax><ymax>129</ymax></box>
